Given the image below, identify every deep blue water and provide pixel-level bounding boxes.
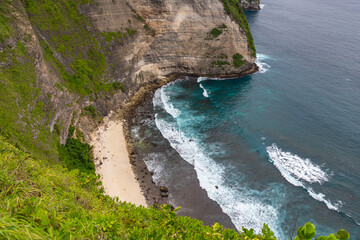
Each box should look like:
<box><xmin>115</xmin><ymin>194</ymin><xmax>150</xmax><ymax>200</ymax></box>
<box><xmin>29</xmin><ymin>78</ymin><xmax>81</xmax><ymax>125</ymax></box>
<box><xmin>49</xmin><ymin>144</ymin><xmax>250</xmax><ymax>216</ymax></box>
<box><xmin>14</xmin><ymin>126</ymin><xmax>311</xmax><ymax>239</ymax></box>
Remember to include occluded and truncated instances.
<box><xmin>134</xmin><ymin>0</ymin><xmax>360</xmax><ymax>238</ymax></box>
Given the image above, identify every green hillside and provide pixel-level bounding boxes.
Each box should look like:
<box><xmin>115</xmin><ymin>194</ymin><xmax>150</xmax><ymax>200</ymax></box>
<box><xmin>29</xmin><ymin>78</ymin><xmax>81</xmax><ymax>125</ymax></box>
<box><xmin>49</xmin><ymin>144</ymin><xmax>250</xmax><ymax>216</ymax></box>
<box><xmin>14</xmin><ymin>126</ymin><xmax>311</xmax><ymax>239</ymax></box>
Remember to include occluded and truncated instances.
<box><xmin>0</xmin><ymin>0</ymin><xmax>351</xmax><ymax>239</ymax></box>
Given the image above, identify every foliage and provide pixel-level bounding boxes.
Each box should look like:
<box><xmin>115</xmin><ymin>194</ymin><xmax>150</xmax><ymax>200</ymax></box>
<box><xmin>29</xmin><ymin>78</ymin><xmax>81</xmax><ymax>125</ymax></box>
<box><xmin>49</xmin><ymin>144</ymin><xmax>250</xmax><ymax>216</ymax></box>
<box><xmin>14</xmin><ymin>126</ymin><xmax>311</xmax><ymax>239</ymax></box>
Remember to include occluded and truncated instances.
<box><xmin>0</xmin><ymin>37</ymin><xmax>59</xmax><ymax>161</ymax></box>
<box><xmin>0</xmin><ymin>3</ymin><xmax>11</xmax><ymax>42</ymax></box>
<box><xmin>101</xmin><ymin>31</ymin><xmax>125</xmax><ymax>42</ymax></box>
<box><xmin>22</xmin><ymin>0</ymin><xmax>114</xmax><ymax>96</ymax></box>
<box><xmin>112</xmin><ymin>81</ymin><xmax>125</xmax><ymax>92</ymax></box>
<box><xmin>210</xmin><ymin>27</ymin><xmax>223</xmax><ymax>37</ymax></box>
<box><xmin>82</xmin><ymin>105</ymin><xmax>97</xmax><ymax>119</ymax></box>
<box><xmin>211</xmin><ymin>60</ymin><xmax>230</xmax><ymax>68</ymax></box>
<box><xmin>221</xmin><ymin>0</ymin><xmax>256</xmax><ymax>57</ymax></box>
<box><xmin>58</xmin><ymin>136</ymin><xmax>95</xmax><ymax>174</ymax></box>
<box><xmin>294</xmin><ymin>222</ymin><xmax>350</xmax><ymax>240</ymax></box>
<box><xmin>233</xmin><ymin>53</ymin><xmax>246</xmax><ymax>68</ymax></box>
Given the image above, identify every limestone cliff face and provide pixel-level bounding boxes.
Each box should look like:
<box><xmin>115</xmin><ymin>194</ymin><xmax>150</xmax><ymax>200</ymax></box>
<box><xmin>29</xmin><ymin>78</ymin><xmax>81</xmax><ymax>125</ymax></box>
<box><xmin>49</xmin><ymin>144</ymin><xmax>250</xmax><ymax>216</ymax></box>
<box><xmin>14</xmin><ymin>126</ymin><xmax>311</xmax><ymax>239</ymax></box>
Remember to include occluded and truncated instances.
<box><xmin>240</xmin><ymin>0</ymin><xmax>261</xmax><ymax>11</ymax></box>
<box><xmin>81</xmin><ymin>0</ymin><xmax>257</xmax><ymax>95</ymax></box>
<box><xmin>1</xmin><ymin>0</ymin><xmax>256</xmax><ymax>156</ymax></box>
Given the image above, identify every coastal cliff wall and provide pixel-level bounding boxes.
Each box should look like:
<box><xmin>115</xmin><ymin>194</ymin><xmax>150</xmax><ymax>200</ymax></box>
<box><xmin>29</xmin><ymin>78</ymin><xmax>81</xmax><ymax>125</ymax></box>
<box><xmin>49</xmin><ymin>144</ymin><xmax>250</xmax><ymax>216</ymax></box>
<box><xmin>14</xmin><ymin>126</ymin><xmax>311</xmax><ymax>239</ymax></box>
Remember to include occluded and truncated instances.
<box><xmin>0</xmin><ymin>0</ymin><xmax>256</xmax><ymax>159</ymax></box>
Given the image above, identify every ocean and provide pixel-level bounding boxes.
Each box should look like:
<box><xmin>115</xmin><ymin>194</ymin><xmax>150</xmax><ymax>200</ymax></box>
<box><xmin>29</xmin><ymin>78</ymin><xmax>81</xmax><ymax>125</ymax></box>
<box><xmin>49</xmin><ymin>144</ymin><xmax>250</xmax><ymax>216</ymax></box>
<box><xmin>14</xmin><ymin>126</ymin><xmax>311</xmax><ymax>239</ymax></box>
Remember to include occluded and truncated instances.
<box><xmin>129</xmin><ymin>0</ymin><xmax>360</xmax><ymax>238</ymax></box>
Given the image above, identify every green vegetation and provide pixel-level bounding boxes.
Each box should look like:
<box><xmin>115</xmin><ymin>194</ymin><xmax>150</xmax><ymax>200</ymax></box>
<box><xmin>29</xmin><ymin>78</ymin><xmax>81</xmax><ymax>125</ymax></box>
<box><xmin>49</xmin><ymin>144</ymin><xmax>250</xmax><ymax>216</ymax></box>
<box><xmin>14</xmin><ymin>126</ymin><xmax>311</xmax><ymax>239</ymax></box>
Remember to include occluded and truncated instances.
<box><xmin>101</xmin><ymin>31</ymin><xmax>125</xmax><ymax>42</ymax></box>
<box><xmin>0</xmin><ymin>5</ymin><xmax>11</xmax><ymax>42</ymax></box>
<box><xmin>0</xmin><ymin>37</ymin><xmax>59</xmax><ymax>161</ymax></box>
<box><xmin>58</xmin><ymin>135</ymin><xmax>94</xmax><ymax>174</ymax></box>
<box><xmin>211</xmin><ymin>60</ymin><xmax>230</xmax><ymax>68</ymax></box>
<box><xmin>209</xmin><ymin>24</ymin><xmax>227</xmax><ymax>38</ymax></box>
<box><xmin>22</xmin><ymin>0</ymin><xmax>121</xmax><ymax>96</ymax></box>
<box><xmin>294</xmin><ymin>222</ymin><xmax>349</xmax><ymax>240</ymax></box>
<box><xmin>210</xmin><ymin>28</ymin><xmax>223</xmax><ymax>38</ymax></box>
<box><xmin>233</xmin><ymin>53</ymin><xmax>246</xmax><ymax>68</ymax></box>
<box><xmin>112</xmin><ymin>81</ymin><xmax>125</xmax><ymax>92</ymax></box>
<box><xmin>221</xmin><ymin>0</ymin><xmax>256</xmax><ymax>57</ymax></box>
<box><xmin>82</xmin><ymin>106</ymin><xmax>97</xmax><ymax>119</ymax></box>
<box><xmin>0</xmin><ymin>1</ymin><xmax>351</xmax><ymax>239</ymax></box>
<box><xmin>0</xmin><ymin>145</ymin><xmax>350</xmax><ymax>239</ymax></box>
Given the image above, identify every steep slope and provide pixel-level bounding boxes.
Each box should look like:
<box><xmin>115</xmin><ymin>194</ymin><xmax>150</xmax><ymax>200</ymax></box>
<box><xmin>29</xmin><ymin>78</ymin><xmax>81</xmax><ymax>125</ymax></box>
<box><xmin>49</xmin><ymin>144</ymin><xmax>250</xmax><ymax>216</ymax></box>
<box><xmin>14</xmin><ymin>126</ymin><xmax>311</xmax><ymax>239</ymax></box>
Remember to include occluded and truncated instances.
<box><xmin>1</xmin><ymin>0</ymin><xmax>256</xmax><ymax>159</ymax></box>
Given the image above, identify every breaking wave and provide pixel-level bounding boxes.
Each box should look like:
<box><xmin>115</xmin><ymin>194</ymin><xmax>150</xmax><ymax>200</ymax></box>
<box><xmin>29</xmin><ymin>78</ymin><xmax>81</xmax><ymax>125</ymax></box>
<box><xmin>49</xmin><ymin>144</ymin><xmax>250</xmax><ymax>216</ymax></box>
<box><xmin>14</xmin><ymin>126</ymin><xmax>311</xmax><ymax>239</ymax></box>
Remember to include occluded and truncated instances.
<box><xmin>266</xmin><ymin>144</ymin><xmax>342</xmax><ymax>211</ymax></box>
<box><xmin>199</xmin><ymin>83</ymin><xmax>209</xmax><ymax>97</ymax></box>
<box><xmin>153</xmin><ymin>84</ymin><xmax>285</xmax><ymax>237</ymax></box>
<box><xmin>155</xmin><ymin>116</ymin><xmax>284</xmax><ymax>237</ymax></box>
<box><xmin>255</xmin><ymin>54</ymin><xmax>271</xmax><ymax>73</ymax></box>
<box><xmin>153</xmin><ymin>86</ymin><xmax>181</xmax><ymax>119</ymax></box>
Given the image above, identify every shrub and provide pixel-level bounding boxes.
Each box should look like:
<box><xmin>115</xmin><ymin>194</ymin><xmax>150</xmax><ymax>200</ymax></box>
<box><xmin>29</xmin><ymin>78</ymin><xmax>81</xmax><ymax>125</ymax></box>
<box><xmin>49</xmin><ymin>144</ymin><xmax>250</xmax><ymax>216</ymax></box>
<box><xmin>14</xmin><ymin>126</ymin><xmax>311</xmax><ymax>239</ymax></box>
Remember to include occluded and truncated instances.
<box><xmin>210</xmin><ymin>27</ymin><xmax>223</xmax><ymax>37</ymax></box>
<box><xmin>233</xmin><ymin>53</ymin><xmax>246</xmax><ymax>68</ymax></box>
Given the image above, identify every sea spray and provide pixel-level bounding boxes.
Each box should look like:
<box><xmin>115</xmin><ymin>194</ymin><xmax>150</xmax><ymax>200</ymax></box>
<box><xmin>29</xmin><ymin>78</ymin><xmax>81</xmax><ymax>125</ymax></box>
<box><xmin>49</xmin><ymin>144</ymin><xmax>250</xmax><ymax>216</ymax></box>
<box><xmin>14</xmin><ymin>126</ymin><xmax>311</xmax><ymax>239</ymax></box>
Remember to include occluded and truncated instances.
<box><xmin>255</xmin><ymin>54</ymin><xmax>271</xmax><ymax>73</ymax></box>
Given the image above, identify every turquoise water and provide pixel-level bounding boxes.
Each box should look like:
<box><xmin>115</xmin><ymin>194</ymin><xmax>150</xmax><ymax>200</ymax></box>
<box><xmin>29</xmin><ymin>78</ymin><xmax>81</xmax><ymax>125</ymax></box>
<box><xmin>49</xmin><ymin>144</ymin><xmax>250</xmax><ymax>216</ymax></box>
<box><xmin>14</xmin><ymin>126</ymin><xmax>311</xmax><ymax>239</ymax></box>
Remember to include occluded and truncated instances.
<box><xmin>134</xmin><ymin>0</ymin><xmax>360</xmax><ymax>238</ymax></box>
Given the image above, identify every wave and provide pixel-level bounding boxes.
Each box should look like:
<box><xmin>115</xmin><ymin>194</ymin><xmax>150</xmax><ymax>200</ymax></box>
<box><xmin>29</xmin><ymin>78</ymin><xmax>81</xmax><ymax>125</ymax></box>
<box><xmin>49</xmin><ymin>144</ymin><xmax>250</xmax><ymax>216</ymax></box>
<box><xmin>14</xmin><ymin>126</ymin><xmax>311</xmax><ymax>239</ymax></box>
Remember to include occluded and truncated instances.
<box><xmin>255</xmin><ymin>54</ymin><xmax>271</xmax><ymax>73</ymax></box>
<box><xmin>199</xmin><ymin>83</ymin><xmax>209</xmax><ymax>97</ymax></box>
<box><xmin>260</xmin><ymin>4</ymin><xmax>265</xmax><ymax>9</ymax></box>
<box><xmin>197</xmin><ymin>76</ymin><xmax>222</xmax><ymax>83</ymax></box>
<box><xmin>153</xmin><ymin>86</ymin><xmax>181</xmax><ymax>119</ymax></box>
<box><xmin>266</xmin><ymin>144</ymin><xmax>343</xmax><ymax>212</ymax></box>
<box><xmin>266</xmin><ymin>144</ymin><xmax>329</xmax><ymax>185</ymax></box>
<box><xmin>307</xmin><ymin>188</ymin><xmax>342</xmax><ymax>211</ymax></box>
<box><xmin>155</xmin><ymin>116</ymin><xmax>284</xmax><ymax>237</ymax></box>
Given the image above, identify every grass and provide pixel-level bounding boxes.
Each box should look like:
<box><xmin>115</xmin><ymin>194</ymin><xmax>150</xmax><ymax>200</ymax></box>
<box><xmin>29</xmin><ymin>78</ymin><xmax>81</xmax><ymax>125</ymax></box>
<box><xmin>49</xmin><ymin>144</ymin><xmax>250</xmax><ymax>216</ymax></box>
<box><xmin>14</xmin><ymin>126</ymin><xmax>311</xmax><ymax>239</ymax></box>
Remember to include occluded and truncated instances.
<box><xmin>0</xmin><ymin>39</ymin><xmax>59</xmax><ymax>162</ymax></box>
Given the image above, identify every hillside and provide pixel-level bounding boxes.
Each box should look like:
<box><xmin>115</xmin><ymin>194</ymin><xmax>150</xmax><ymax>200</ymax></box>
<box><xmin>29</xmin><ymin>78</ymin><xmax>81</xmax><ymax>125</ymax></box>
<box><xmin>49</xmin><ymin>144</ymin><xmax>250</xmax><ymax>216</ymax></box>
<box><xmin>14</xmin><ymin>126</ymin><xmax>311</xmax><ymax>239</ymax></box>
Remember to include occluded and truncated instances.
<box><xmin>0</xmin><ymin>0</ymin><xmax>351</xmax><ymax>239</ymax></box>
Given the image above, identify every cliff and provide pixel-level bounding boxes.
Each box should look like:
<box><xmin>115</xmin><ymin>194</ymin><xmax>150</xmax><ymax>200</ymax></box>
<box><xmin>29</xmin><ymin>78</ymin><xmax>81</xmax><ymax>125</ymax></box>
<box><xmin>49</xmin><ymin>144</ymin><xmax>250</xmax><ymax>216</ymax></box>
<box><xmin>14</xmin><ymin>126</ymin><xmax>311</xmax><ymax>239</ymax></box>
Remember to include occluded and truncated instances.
<box><xmin>240</xmin><ymin>0</ymin><xmax>261</xmax><ymax>11</ymax></box>
<box><xmin>0</xmin><ymin>0</ymin><xmax>256</xmax><ymax>159</ymax></box>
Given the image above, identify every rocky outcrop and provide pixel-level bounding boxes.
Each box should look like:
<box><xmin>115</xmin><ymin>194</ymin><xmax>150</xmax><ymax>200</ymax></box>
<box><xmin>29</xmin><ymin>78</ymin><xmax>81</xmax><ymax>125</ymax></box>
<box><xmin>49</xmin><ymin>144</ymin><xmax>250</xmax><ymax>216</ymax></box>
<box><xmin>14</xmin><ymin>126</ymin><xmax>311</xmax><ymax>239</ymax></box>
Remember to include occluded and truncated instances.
<box><xmin>240</xmin><ymin>0</ymin><xmax>261</xmax><ymax>11</ymax></box>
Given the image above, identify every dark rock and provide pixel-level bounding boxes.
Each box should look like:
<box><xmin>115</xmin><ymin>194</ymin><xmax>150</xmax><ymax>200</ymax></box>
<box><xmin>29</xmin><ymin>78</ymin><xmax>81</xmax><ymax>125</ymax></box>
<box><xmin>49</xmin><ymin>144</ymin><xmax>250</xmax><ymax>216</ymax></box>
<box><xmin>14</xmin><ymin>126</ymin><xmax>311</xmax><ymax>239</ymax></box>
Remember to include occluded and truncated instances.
<box><xmin>215</xmin><ymin>186</ymin><xmax>218</xmax><ymax>189</ymax></box>
<box><xmin>160</xmin><ymin>186</ymin><xmax>168</xmax><ymax>192</ymax></box>
<box><xmin>161</xmin><ymin>192</ymin><xmax>168</xmax><ymax>197</ymax></box>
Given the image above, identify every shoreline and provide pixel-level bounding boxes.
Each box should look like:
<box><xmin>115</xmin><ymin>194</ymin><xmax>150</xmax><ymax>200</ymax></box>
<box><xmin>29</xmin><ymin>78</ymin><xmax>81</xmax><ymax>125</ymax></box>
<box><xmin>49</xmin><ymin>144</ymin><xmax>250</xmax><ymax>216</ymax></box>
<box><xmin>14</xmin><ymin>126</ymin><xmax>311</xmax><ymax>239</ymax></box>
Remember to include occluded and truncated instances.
<box><xmin>91</xmin><ymin>63</ymin><xmax>258</xmax><ymax>208</ymax></box>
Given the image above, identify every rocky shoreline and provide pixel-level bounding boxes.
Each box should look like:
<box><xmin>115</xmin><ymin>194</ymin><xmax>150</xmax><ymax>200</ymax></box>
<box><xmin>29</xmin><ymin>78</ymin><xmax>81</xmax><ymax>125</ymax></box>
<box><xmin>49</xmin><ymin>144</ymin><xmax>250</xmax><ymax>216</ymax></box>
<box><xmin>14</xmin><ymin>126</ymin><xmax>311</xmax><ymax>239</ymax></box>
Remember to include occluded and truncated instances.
<box><xmin>119</xmin><ymin>63</ymin><xmax>258</xmax><ymax>209</ymax></box>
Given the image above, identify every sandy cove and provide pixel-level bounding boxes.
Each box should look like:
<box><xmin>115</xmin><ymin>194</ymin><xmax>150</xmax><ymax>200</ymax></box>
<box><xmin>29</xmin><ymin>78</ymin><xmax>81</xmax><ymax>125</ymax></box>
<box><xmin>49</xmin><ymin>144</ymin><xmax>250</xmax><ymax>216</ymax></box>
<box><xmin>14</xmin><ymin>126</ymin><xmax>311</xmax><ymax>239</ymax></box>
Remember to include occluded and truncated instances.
<box><xmin>92</xmin><ymin>116</ymin><xmax>147</xmax><ymax>206</ymax></box>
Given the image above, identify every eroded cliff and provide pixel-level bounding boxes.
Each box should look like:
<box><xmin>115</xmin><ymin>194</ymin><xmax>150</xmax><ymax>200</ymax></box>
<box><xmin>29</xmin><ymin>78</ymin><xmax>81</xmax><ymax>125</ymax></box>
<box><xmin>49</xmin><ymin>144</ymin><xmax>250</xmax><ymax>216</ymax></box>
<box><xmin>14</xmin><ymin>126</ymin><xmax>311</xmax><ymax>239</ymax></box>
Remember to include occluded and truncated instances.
<box><xmin>0</xmin><ymin>0</ymin><xmax>256</xmax><ymax>159</ymax></box>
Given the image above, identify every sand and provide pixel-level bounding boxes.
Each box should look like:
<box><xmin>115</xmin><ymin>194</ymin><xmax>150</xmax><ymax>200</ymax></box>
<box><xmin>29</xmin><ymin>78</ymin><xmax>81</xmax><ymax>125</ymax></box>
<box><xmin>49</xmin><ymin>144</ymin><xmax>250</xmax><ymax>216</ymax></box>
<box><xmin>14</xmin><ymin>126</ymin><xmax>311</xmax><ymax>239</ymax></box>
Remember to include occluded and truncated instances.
<box><xmin>92</xmin><ymin>117</ymin><xmax>147</xmax><ymax>207</ymax></box>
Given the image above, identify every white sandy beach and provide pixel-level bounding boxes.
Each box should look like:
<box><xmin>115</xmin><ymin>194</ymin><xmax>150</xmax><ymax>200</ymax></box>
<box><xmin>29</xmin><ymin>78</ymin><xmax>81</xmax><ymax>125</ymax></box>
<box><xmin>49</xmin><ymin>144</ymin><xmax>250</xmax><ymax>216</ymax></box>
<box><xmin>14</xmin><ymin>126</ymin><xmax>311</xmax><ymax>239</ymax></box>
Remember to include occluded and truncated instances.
<box><xmin>92</xmin><ymin>118</ymin><xmax>147</xmax><ymax>206</ymax></box>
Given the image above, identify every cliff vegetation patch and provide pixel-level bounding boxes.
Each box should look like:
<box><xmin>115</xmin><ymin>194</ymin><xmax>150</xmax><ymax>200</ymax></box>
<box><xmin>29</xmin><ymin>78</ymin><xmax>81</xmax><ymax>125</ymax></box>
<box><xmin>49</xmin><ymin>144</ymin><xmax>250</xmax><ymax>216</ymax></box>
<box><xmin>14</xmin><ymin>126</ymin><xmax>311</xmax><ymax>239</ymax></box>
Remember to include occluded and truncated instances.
<box><xmin>221</xmin><ymin>0</ymin><xmax>256</xmax><ymax>56</ymax></box>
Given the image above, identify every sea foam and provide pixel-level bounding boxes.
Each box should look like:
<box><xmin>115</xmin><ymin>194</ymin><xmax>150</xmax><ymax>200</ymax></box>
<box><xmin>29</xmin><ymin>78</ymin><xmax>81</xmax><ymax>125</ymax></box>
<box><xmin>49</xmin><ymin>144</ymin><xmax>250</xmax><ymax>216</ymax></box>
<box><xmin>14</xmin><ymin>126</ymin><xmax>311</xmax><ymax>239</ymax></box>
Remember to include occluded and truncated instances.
<box><xmin>153</xmin><ymin>87</ymin><xmax>181</xmax><ymax>119</ymax></box>
<box><xmin>266</xmin><ymin>144</ymin><xmax>329</xmax><ymax>185</ymax></box>
<box><xmin>153</xmin><ymin>85</ymin><xmax>284</xmax><ymax>237</ymax></box>
<box><xmin>155</xmin><ymin>116</ymin><xmax>283</xmax><ymax>237</ymax></box>
<box><xmin>199</xmin><ymin>83</ymin><xmax>209</xmax><ymax>97</ymax></box>
<box><xmin>266</xmin><ymin>144</ymin><xmax>341</xmax><ymax>211</ymax></box>
<box><xmin>255</xmin><ymin>54</ymin><xmax>271</xmax><ymax>73</ymax></box>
